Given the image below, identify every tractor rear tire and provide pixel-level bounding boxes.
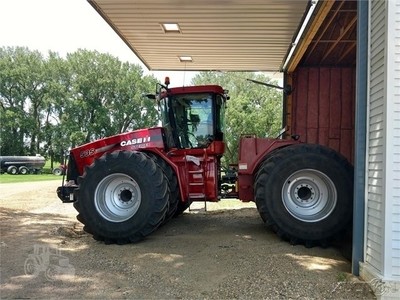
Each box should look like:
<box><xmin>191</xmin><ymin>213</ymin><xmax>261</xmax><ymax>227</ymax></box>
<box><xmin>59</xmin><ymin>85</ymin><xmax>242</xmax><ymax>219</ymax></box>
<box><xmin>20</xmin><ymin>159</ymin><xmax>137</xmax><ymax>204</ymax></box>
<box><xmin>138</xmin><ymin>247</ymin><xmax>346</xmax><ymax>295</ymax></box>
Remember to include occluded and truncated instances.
<box><xmin>254</xmin><ymin>144</ymin><xmax>353</xmax><ymax>246</ymax></box>
<box><xmin>74</xmin><ymin>150</ymin><xmax>169</xmax><ymax>244</ymax></box>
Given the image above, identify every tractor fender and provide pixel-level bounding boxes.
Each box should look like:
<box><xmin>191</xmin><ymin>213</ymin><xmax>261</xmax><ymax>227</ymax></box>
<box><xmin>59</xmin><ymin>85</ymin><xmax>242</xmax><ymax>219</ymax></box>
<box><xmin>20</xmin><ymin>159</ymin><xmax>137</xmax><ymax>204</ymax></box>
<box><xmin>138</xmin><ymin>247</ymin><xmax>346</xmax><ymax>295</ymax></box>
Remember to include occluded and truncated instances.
<box><xmin>238</xmin><ymin>137</ymin><xmax>301</xmax><ymax>176</ymax></box>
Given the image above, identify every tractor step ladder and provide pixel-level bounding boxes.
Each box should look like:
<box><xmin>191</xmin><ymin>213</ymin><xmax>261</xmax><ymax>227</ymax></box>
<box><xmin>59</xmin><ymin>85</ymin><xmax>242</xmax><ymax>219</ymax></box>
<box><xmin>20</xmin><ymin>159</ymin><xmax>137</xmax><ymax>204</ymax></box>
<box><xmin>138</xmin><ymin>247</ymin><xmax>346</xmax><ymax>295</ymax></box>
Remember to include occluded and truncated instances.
<box><xmin>188</xmin><ymin>169</ymin><xmax>207</xmax><ymax>212</ymax></box>
<box><xmin>186</xmin><ymin>152</ymin><xmax>207</xmax><ymax>212</ymax></box>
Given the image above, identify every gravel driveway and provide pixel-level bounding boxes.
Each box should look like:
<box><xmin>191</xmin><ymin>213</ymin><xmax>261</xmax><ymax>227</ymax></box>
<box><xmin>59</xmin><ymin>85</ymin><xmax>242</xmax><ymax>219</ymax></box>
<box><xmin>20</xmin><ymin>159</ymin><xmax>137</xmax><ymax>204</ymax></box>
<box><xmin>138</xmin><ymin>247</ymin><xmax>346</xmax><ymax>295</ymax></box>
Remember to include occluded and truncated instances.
<box><xmin>0</xmin><ymin>180</ymin><xmax>375</xmax><ymax>299</ymax></box>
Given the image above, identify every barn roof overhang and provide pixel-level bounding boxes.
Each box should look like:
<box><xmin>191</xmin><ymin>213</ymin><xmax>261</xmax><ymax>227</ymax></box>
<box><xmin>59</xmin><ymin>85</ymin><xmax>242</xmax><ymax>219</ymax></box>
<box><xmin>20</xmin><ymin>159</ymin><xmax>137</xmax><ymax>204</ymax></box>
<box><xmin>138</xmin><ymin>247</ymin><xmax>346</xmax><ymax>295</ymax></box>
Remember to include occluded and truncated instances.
<box><xmin>88</xmin><ymin>0</ymin><xmax>310</xmax><ymax>72</ymax></box>
<box><xmin>88</xmin><ymin>0</ymin><xmax>357</xmax><ymax>73</ymax></box>
<box><xmin>287</xmin><ymin>0</ymin><xmax>357</xmax><ymax>72</ymax></box>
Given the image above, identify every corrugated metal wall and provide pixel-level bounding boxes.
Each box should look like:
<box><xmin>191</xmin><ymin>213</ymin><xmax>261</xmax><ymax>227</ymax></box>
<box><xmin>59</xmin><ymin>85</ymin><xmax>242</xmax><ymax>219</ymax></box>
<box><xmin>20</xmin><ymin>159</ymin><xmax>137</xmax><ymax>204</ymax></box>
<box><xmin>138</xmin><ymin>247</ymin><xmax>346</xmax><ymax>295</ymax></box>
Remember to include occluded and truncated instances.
<box><xmin>287</xmin><ymin>67</ymin><xmax>356</xmax><ymax>163</ymax></box>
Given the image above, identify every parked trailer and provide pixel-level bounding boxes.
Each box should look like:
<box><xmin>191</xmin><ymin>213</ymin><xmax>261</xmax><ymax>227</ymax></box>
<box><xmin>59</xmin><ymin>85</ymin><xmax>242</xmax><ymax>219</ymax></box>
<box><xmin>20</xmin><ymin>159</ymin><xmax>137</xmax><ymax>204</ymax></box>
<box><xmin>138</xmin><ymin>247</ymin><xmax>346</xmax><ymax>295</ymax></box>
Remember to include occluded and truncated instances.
<box><xmin>0</xmin><ymin>156</ymin><xmax>46</xmax><ymax>175</ymax></box>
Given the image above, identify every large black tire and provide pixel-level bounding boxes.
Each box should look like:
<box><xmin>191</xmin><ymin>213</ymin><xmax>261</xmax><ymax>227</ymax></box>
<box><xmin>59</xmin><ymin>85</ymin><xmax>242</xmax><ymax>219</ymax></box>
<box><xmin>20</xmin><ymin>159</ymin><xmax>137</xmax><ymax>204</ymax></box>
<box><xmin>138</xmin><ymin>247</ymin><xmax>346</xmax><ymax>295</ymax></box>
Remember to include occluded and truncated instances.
<box><xmin>52</xmin><ymin>167</ymin><xmax>63</xmax><ymax>176</ymax></box>
<box><xmin>174</xmin><ymin>201</ymin><xmax>191</xmax><ymax>216</ymax></box>
<box><xmin>146</xmin><ymin>152</ymin><xmax>191</xmax><ymax>217</ymax></box>
<box><xmin>19</xmin><ymin>166</ymin><xmax>29</xmax><ymax>175</ymax></box>
<box><xmin>254</xmin><ymin>144</ymin><xmax>353</xmax><ymax>246</ymax></box>
<box><xmin>146</xmin><ymin>152</ymin><xmax>179</xmax><ymax>223</ymax></box>
<box><xmin>73</xmin><ymin>150</ymin><xmax>169</xmax><ymax>244</ymax></box>
<box><xmin>7</xmin><ymin>165</ymin><xmax>17</xmax><ymax>175</ymax></box>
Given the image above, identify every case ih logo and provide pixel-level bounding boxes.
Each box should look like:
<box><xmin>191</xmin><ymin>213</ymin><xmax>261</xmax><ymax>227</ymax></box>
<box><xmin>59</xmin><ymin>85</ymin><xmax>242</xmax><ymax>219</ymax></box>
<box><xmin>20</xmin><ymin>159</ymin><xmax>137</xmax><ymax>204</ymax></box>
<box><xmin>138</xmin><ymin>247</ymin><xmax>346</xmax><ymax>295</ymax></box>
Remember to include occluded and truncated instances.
<box><xmin>120</xmin><ymin>136</ymin><xmax>151</xmax><ymax>147</ymax></box>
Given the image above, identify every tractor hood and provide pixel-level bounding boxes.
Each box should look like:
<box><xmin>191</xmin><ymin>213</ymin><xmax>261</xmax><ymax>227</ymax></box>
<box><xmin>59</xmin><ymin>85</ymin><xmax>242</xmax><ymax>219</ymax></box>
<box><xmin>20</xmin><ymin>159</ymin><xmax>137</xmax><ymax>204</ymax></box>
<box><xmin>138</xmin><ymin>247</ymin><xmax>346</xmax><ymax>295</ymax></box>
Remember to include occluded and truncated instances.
<box><xmin>70</xmin><ymin>127</ymin><xmax>165</xmax><ymax>175</ymax></box>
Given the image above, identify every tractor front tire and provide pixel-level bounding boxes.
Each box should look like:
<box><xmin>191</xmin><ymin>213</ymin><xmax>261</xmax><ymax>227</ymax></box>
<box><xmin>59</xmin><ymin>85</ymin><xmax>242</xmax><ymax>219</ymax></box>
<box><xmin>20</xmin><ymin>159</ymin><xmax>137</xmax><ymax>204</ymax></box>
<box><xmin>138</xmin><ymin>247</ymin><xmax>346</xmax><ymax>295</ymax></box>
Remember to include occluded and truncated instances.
<box><xmin>255</xmin><ymin>144</ymin><xmax>353</xmax><ymax>246</ymax></box>
<box><xmin>74</xmin><ymin>151</ymin><xmax>169</xmax><ymax>244</ymax></box>
<box><xmin>174</xmin><ymin>201</ymin><xmax>191</xmax><ymax>216</ymax></box>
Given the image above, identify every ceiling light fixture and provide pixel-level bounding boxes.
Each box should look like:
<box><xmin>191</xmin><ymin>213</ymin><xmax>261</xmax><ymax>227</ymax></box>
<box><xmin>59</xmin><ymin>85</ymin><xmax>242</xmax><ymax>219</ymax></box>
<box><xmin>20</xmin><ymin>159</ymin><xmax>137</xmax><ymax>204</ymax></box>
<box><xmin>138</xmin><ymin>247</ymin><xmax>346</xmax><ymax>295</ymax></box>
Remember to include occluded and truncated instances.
<box><xmin>161</xmin><ymin>23</ymin><xmax>181</xmax><ymax>33</ymax></box>
<box><xmin>179</xmin><ymin>56</ymin><xmax>193</xmax><ymax>62</ymax></box>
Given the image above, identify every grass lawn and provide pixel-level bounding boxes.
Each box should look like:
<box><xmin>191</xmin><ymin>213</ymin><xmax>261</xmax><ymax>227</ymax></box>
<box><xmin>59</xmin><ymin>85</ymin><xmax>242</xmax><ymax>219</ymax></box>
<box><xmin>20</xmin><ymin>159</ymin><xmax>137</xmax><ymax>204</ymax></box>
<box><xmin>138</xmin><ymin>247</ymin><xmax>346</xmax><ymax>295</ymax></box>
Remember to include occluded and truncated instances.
<box><xmin>0</xmin><ymin>159</ymin><xmax>64</xmax><ymax>184</ymax></box>
<box><xmin>0</xmin><ymin>173</ymin><xmax>61</xmax><ymax>184</ymax></box>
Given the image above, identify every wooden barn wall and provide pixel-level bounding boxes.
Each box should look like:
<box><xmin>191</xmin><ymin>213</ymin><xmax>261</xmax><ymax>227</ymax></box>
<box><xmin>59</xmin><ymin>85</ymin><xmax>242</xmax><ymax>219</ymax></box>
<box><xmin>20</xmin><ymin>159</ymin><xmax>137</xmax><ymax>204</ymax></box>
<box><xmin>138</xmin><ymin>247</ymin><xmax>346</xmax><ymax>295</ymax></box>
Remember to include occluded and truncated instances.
<box><xmin>288</xmin><ymin>67</ymin><xmax>356</xmax><ymax>164</ymax></box>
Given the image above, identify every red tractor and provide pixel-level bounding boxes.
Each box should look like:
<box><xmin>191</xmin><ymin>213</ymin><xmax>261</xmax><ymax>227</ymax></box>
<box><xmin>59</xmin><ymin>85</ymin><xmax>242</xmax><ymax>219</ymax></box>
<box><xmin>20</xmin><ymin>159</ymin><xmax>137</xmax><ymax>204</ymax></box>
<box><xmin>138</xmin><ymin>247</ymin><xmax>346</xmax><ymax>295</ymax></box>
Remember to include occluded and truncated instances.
<box><xmin>57</xmin><ymin>79</ymin><xmax>353</xmax><ymax>246</ymax></box>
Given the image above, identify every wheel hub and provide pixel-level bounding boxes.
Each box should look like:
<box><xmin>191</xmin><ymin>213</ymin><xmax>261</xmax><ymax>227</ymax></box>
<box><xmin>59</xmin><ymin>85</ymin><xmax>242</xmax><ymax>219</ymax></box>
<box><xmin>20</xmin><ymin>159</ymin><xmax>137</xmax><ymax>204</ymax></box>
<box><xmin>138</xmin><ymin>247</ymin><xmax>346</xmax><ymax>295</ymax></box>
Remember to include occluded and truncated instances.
<box><xmin>282</xmin><ymin>169</ymin><xmax>337</xmax><ymax>222</ymax></box>
<box><xmin>296</xmin><ymin>185</ymin><xmax>313</xmax><ymax>202</ymax></box>
<box><xmin>119</xmin><ymin>189</ymin><xmax>133</xmax><ymax>203</ymax></box>
<box><xmin>94</xmin><ymin>173</ymin><xmax>141</xmax><ymax>222</ymax></box>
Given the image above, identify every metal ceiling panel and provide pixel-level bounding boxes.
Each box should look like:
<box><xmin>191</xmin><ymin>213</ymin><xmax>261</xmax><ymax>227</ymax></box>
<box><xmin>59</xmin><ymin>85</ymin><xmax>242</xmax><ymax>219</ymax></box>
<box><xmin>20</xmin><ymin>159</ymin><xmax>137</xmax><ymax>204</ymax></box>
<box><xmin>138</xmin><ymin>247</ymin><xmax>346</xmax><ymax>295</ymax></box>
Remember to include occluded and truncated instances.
<box><xmin>89</xmin><ymin>0</ymin><xmax>309</xmax><ymax>71</ymax></box>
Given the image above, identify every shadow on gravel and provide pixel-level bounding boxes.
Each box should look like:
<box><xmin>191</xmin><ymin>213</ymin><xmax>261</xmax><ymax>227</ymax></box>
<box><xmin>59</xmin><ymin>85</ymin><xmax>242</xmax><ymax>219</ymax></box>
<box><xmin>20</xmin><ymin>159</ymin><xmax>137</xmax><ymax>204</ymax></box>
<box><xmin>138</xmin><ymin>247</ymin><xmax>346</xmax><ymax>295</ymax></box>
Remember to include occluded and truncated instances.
<box><xmin>0</xmin><ymin>207</ymin><xmax>375</xmax><ymax>299</ymax></box>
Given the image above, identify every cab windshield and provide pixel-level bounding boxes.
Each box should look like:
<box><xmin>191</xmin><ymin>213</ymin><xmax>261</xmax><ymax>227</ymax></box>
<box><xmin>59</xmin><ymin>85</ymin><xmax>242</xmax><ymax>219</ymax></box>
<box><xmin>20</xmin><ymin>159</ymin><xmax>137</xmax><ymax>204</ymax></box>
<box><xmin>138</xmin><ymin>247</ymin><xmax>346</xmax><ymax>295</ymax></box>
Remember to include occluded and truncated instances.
<box><xmin>159</xmin><ymin>92</ymin><xmax>219</xmax><ymax>148</ymax></box>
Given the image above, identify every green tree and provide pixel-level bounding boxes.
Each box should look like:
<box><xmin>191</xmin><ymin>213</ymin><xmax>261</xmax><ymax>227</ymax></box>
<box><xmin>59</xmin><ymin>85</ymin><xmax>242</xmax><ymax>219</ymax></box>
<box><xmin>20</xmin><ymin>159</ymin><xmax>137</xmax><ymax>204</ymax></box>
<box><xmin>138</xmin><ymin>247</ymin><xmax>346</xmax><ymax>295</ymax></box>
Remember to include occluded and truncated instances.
<box><xmin>192</xmin><ymin>71</ymin><xmax>283</xmax><ymax>164</ymax></box>
<box><xmin>0</xmin><ymin>47</ymin><xmax>46</xmax><ymax>155</ymax></box>
<box><xmin>0</xmin><ymin>47</ymin><xmax>159</xmax><ymax>158</ymax></box>
<box><xmin>42</xmin><ymin>51</ymin><xmax>72</xmax><ymax>164</ymax></box>
<box><xmin>0</xmin><ymin>47</ymin><xmax>26</xmax><ymax>155</ymax></box>
<box><xmin>65</xmin><ymin>50</ymin><xmax>158</xmax><ymax>146</ymax></box>
<box><xmin>105</xmin><ymin>64</ymin><xmax>159</xmax><ymax>135</ymax></box>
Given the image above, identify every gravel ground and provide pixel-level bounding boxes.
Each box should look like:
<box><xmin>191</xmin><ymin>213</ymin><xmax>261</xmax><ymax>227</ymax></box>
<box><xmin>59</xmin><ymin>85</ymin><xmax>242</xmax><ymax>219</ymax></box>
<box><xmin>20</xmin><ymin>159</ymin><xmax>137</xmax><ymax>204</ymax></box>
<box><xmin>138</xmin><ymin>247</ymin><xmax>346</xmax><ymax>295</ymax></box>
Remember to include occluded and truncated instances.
<box><xmin>0</xmin><ymin>180</ymin><xmax>375</xmax><ymax>299</ymax></box>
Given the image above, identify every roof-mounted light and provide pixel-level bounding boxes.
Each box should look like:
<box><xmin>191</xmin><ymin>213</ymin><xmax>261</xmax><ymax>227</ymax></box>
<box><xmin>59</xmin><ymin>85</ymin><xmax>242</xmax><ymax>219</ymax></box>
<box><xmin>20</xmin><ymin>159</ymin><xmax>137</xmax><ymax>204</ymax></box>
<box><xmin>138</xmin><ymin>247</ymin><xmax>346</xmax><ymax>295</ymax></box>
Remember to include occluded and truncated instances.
<box><xmin>179</xmin><ymin>56</ymin><xmax>193</xmax><ymax>63</ymax></box>
<box><xmin>161</xmin><ymin>23</ymin><xmax>181</xmax><ymax>33</ymax></box>
<box><xmin>164</xmin><ymin>77</ymin><xmax>170</xmax><ymax>86</ymax></box>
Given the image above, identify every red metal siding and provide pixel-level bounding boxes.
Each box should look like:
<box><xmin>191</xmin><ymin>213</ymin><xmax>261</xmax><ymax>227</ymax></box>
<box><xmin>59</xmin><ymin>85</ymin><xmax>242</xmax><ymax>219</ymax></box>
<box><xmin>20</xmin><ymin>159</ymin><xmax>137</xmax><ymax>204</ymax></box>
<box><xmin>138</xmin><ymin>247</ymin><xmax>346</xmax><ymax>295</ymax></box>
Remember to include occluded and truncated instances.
<box><xmin>289</xmin><ymin>67</ymin><xmax>355</xmax><ymax>163</ymax></box>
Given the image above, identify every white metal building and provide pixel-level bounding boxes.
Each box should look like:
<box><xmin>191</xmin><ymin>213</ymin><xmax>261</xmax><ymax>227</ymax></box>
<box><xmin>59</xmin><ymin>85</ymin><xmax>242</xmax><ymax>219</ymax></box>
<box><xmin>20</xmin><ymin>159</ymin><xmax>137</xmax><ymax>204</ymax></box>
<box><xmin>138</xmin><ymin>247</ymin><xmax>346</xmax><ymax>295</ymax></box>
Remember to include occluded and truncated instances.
<box><xmin>358</xmin><ymin>1</ymin><xmax>400</xmax><ymax>299</ymax></box>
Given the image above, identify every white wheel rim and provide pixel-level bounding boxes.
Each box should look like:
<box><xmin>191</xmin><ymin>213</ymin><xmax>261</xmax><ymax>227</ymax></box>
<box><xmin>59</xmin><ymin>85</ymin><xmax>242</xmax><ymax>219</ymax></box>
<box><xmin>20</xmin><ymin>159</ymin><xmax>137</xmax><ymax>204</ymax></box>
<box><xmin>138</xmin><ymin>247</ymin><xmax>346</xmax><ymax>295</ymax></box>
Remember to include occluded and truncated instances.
<box><xmin>281</xmin><ymin>169</ymin><xmax>337</xmax><ymax>222</ymax></box>
<box><xmin>94</xmin><ymin>173</ymin><xmax>141</xmax><ymax>223</ymax></box>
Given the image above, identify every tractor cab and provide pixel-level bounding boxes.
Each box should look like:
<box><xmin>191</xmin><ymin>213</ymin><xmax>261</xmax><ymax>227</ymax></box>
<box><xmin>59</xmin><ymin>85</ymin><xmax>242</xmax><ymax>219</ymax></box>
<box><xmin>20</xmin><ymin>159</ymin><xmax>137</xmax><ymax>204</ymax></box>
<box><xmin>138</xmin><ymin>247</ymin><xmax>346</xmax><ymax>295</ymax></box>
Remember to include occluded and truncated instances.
<box><xmin>156</xmin><ymin>78</ymin><xmax>227</xmax><ymax>151</ymax></box>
